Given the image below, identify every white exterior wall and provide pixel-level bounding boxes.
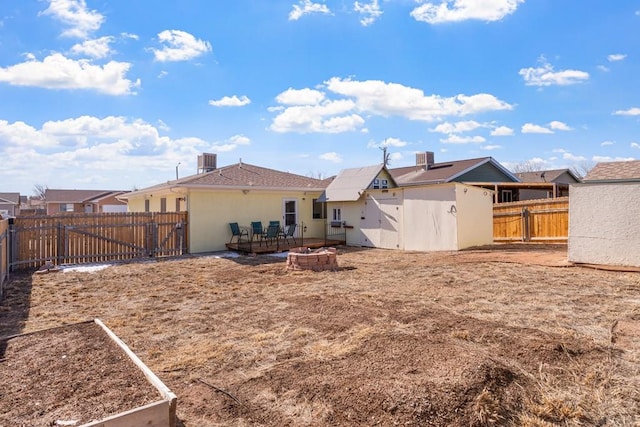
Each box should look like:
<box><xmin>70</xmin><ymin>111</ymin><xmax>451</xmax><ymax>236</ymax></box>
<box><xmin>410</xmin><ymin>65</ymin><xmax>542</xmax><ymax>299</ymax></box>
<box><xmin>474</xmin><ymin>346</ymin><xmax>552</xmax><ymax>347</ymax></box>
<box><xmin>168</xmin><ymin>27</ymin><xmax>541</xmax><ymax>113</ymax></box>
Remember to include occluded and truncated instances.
<box><xmin>403</xmin><ymin>185</ymin><xmax>459</xmax><ymax>251</ymax></box>
<box><xmin>569</xmin><ymin>183</ymin><xmax>640</xmax><ymax>267</ymax></box>
<box><xmin>454</xmin><ymin>184</ymin><xmax>494</xmax><ymax>249</ymax></box>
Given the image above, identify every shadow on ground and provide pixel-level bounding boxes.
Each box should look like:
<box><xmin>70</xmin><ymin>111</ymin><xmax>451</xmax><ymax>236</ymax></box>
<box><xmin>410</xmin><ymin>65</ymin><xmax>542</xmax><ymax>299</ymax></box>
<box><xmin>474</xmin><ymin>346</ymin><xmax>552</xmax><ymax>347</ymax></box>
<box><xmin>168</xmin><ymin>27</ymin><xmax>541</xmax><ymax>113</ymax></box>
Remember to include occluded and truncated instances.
<box><xmin>0</xmin><ymin>272</ymin><xmax>34</xmax><ymax>357</ymax></box>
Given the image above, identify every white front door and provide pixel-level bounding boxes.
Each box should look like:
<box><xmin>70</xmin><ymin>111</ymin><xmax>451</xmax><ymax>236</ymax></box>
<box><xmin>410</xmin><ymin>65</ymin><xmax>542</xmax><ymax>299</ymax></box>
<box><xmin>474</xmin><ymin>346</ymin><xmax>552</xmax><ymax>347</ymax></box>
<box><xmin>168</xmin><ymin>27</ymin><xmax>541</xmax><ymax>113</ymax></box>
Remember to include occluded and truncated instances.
<box><xmin>283</xmin><ymin>199</ymin><xmax>297</xmax><ymax>226</ymax></box>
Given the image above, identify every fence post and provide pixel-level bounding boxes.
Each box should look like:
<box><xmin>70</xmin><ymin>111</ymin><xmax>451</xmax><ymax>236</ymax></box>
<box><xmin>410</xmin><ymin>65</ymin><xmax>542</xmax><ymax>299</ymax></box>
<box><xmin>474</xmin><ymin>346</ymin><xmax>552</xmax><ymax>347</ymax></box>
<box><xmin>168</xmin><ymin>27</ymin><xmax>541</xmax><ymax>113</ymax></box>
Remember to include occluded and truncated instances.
<box><xmin>57</xmin><ymin>222</ymin><xmax>65</xmax><ymax>265</ymax></box>
<box><xmin>9</xmin><ymin>220</ymin><xmax>17</xmax><ymax>272</ymax></box>
<box><xmin>521</xmin><ymin>208</ymin><xmax>531</xmax><ymax>242</ymax></box>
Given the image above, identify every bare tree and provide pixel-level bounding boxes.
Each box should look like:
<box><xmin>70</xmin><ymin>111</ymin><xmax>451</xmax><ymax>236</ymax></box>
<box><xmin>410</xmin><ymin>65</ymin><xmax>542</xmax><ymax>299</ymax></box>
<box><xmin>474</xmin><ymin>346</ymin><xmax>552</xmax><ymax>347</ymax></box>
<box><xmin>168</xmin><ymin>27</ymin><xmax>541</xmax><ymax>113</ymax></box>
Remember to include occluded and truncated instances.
<box><xmin>33</xmin><ymin>184</ymin><xmax>48</xmax><ymax>200</ymax></box>
<box><xmin>570</xmin><ymin>161</ymin><xmax>596</xmax><ymax>179</ymax></box>
<box><xmin>510</xmin><ymin>160</ymin><xmax>545</xmax><ymax>173</ymax></box>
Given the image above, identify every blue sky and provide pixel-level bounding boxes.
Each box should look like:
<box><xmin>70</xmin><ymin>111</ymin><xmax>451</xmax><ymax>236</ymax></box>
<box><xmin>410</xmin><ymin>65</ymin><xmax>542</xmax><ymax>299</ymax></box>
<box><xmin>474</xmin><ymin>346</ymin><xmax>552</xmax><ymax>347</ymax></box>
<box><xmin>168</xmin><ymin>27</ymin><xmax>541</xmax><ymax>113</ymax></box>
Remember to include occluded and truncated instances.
<box><xmin>1</xmin><ymin>0</ymin><xmax>639</xmax><ymax>195</ymax></box>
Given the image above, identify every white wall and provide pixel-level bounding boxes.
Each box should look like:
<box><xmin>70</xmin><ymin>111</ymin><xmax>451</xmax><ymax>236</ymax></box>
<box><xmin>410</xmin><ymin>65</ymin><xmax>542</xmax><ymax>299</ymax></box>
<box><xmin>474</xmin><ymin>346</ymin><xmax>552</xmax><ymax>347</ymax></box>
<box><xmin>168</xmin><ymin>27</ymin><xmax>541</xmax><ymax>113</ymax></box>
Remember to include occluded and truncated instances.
<box><xmin>455</xmin><ymin>184</ymin><xmax>494</xmax><ymax>249</ymax></box>
<box><xmin>569</xmin><ymin>183</ymin><xmax>640</xmax><ymax>267</ymax></box>
<box><xmin>403</xmin><ymin>185</ymin><xmax>459</xmax><ymax>251</ymax></box>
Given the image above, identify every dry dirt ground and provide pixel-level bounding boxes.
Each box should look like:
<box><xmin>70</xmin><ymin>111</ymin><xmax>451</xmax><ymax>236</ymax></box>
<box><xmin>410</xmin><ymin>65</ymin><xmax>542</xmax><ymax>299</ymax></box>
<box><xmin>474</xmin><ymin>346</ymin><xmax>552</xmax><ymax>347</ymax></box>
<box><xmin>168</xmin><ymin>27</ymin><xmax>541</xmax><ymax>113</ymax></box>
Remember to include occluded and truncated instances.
<box><xmin>1</xmin><ymin>244</ymin><xmax>639</xmax><ymax>426</ymax></box>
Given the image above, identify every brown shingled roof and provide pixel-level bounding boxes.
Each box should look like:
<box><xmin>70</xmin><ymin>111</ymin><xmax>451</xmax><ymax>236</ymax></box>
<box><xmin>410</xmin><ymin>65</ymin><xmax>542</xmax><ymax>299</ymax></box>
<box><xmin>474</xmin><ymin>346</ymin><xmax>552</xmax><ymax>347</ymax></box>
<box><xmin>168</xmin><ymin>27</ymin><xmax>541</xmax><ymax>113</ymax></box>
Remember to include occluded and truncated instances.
<box><xmin>584</xmin><ymin>160</ymin><xmax>640</xmax><ymax>182</ymax></box>
<box><xmin>154</xmin><ymin>162</ymin><xmax>328</xmax><ymax>190</ymax></box>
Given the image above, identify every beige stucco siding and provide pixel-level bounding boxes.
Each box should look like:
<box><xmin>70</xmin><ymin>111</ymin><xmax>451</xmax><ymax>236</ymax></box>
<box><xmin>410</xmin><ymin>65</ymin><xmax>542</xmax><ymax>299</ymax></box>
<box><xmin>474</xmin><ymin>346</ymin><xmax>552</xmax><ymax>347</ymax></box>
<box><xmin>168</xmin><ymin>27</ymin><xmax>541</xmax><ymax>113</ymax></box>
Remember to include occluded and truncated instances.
<box><xmin>569</xmin><ymin>183</ymin><xmax>640</xmax><ymax>267</ymax></box>
<box><xmin>454</xmin><ymin>184</ymin><xmax>494</xmax><ymax>249</ymax></box>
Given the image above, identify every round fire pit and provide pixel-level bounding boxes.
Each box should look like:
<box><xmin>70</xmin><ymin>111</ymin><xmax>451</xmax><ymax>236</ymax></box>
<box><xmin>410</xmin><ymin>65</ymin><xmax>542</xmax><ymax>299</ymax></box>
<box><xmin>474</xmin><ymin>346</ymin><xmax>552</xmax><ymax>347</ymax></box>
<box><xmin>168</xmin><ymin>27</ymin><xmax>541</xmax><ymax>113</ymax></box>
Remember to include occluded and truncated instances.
<box><xmin>286</xmin><ymin>247</ymin><xmax>338</xmax><ymax>271</ymax></box>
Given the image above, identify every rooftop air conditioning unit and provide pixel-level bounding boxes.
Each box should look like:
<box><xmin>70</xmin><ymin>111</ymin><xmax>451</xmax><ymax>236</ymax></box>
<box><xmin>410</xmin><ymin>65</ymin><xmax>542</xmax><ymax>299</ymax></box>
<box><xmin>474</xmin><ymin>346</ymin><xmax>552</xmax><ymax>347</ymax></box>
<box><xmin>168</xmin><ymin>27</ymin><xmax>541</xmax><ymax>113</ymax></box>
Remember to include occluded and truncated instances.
<box><xmin>197</xmin><ymin>153</ymin><xmax>217</xmax><ymax>173</ymax></box>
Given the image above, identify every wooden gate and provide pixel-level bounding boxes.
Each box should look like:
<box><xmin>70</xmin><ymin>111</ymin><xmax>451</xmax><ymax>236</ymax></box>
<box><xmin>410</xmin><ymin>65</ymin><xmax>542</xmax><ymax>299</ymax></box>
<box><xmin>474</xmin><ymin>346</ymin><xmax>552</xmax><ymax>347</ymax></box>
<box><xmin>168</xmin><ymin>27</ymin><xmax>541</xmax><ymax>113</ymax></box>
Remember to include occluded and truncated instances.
<box><xmin>493</xmin><ymin>197</ymin><xmax>568</xmax><ymax>243</ymax></box>
<box><xmin>10</xmin><ymin>212</ymin><xmax>188</xmax><ymax>270</ymax></box>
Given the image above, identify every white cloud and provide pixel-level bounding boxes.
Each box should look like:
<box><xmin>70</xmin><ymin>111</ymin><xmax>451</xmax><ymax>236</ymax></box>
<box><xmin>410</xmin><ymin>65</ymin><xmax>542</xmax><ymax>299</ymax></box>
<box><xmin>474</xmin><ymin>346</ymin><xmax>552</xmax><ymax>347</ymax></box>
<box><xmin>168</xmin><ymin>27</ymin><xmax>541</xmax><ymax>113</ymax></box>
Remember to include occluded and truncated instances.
<box><xmin>601</xmin><ymin>140</ymin><xmax>614</xmax><ymax>146</ymax></box>
<box><xmin>430</xmin><ymin>120</ymin><xmax>483</xmax><ymax>134</ymax></box>
<box><xmin>440</xmin><ymin>134</ymin><xmax>486</xmax><ymax>144</ymax></box>
<box><xmin>481</xmin><ymin>144</ymin><xmax>502</xmax><ymax>150</ymax></box>
<box><xmin>275</xmin><ymin>88</ymin><xmax>325</xmax><ymax>105</ymax></box>
<box><xmin>0</xmin><ymin>115</ymin><xmax>222</xmax><ymax>192</ymax></box>
<box><xmin>607</xmin><ymin>53</ymin><xmax>627</xmax><ymax>62</ymax></box>
<box><xmin>325</xmin><ymin>77</ymin><xmax>512</xmax><ymax>120</ymax></box>
<box><xmin>229</xmin><ymin>134</ymin><xmax>251</xmax><ymax>145</ymax></box>
<box><xmin>209</xmin><ymin>95</ymin><xmax>251</xmax><ymax>107</ymax></box>
<box><xmin>270</xmin><ymin>77</ymin><xmax>512</xmax><ymax>134</ymax></box>
<box><xmin>631</xmin><ymin>143</ymin><xmax>640</xmax><ymax>149</ymax></box>
<box><xmin>354</xmin><ymin>0</ymin><xmax>383</xmax><ymax>26</ymax></box>
<box><xmin>0</xmin><ymin>53</ymin><xmax>139</xmax><ymax>95</ymax></box>
<box><xmin>411</xmin><ymin>0</ymin><xmax>524</xmax><ymax>24</ymax></box>
<box><xmin>519</xmin><ymin>57</ymin><xmax>589</xmax><ymax>86</ymax></box>
<box><xmin>521</xmin><ymin>123</ymin><xmax>553</xmax><ymax>134</ymax></box>
<box><xmin>613</xmin><ymin>107</ymin><xmax>640</xmax><ymax>116</ymax></box>
<box><xmin>319</xmin><ymin>152</ymin><xmax>343</xmax><ymax>163</ymax></box>
<box><xmin>270</xmin><ymin>99</ymin><xmax>364</xmax><ymax>133</ymax></box>
<box><xmin>70</xmin><ymin>36</ymin><xmax>114</xmax><ymax>59</ymax></box>
<box><xmin>597</xmin><ymin>65</ymin><xmax>610</xmax><ymax>72</ymax></box>
<box><xmin>209</xmin><ymin>134</ymin><xmax>252</xmax><ymax>152</ymax></box>
<box><xmin>592</xmin><ymin>155</ymin><xmax>635</xmax><ymax>162</ymax></box>
<box><xmin>490</xmin><ymin>125</ymin><xmax>514</xmax><ymax>136</ymax></box>
<box><xmin>382</xmin><ymin>137</ymin><xmax>408</xmax><ymax>147</ymax></box>
<box><xmin>40</xmin><ymin>0</ymin><xmax>104</xmax><ymax>38</ymax></box>
<box><xmin>562</xmin><ymin>152</ymin><xmax>586</xmax><ymax>162</ymax></box>
<box><xmin>549</xmin><ymin>120</ymin><xmax>572</xmax><ymax>131</ymax></box>
<box><xmin>289</xmin><ymin>0</ymin><xmax>331</xmax><ymax>21</ymax></box>
<box><xmin>152</xmin><ymin>30</ymin><xmax>212</xmax><ymax>62</ymax></box>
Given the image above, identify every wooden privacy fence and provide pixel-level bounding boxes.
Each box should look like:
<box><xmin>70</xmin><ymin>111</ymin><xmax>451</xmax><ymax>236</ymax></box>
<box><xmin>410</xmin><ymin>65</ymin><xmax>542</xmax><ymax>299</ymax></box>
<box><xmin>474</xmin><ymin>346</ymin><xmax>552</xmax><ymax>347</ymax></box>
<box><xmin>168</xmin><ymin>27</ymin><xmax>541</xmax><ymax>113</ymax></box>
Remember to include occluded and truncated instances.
<box><xmin>0</xmin><ymin>219</ymin><xmax>8</xmax><ymax>299</ymax></box>
<box><xmin>10</xmin><ymin>212</ymin><xmax>188</xmax><ymax>271</ymax></box>
<box><xmin>493</xmin><ymin>197</ymin><xmax>569</xmax><ymax>243</ymax></box>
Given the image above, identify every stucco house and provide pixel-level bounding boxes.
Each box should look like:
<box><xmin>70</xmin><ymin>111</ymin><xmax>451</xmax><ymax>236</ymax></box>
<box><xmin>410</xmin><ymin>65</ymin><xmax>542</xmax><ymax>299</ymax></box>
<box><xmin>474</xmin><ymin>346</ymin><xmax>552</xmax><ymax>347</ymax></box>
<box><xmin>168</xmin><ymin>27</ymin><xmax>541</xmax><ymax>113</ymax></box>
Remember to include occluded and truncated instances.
<box><xmin>0</xmin><ymin>192</ymin><xmax>21</xmax><ymax>218</ymax></box>
<box><xmin>321</xmin><ymin>161</ymin><xmax>494</xmax><ymax>251</ymax></box>
<box><xmin>388</xmin><ymin>152</ymin><xmax>521</xmax><ymax>203</ymax></box>
<box><xmin>121</xmin><ymin>154</ymin><xmax>330</xmax><ymax>253</ymax></box>
<box><xmin>568</xmin><ymin>160</ymin><xmax>640</xmax><ymax>268</ymax></box>
<box><xmin>514</xmin><ymin>169</ymin><xmax>581</xmax><ymax>200</ymax></box>
<box><xmin>44</xmin><ymin>189</ymin><xmax>129</xmax><ymax>215</ymax></box>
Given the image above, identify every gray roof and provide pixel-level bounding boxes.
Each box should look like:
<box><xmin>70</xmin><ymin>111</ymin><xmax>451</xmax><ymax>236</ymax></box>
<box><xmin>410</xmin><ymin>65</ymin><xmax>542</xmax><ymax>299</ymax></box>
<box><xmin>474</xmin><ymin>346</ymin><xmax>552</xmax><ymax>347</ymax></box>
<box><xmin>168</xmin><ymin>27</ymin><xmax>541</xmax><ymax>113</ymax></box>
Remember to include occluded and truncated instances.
<box><xmin>45</xmin><ymin>189</ymin><xmax>126</xmax><ymax>203</ymax></box>
<box><xmin>322</xmin><ymin>164</ymin><xmax>386</xmax><ymax>202</ymax></box>
<box><xmin>390</xmin><ymin>157</ymin><xmax>519</xmax><ymax>185</ymax></box>
<box><xmin>584</xmin><ymin>160</ymin><xmax>640</xmax><ymax>182</ymax></box>
<box><xmin>515</xmin><ymin>169</ymin><xmax>581</xmax><ymax>183</ymax></box>
<box><xmin>0</xmin><ymin>192</ymin><xmax>20</xmax><ymax>204</ymax></box>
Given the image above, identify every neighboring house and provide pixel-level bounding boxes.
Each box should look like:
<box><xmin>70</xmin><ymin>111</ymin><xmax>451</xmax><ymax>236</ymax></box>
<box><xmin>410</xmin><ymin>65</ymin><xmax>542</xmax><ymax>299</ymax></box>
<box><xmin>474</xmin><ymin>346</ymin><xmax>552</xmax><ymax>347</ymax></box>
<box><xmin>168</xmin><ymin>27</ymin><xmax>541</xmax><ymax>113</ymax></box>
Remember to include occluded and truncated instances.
<box><xmin>388</xmin><ymin>152</ymin><xmax>521</xmax><ymax>203</ymax></box>
<box><xmin>44</xmin><ymin>189</ymin><xmax>129</xmax><ymax>215</ymax></box>
<box><xmin>514</xmin><ymin>169</ymin><xmax>581</xmax><ymax>200</ymax></box>
<box><xmin>121</xmin><ymin>154</ymin><xmax>330</xmax><ymax>253</ymax></box>
<box><xmin>0</xmin><ymin>192</ymin><xmax>20</xmax><ymax>218</ymax></box>
<box><xmin>321</xmin><ymin>162</ymin><xmax>494</xmax><ymax>251</ymax></box>
<box><xmin>568</xmin><ymin>160</ymin><xmax>640</xmax><ymax>268</ymax></box>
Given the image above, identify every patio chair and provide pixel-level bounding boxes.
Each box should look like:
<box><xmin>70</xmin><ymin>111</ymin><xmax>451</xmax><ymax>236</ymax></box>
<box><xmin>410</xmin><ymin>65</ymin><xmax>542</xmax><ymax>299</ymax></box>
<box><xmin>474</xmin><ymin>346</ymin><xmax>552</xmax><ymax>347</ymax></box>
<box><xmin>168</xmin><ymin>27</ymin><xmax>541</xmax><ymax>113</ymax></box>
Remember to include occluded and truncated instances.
<box><xmin>251</xmin><ymin>221</ymin><xmax>264</xmax><ymax>243</ymax></box>
<box><xmin>228</xmin><ymin>222</ymin><xmax>249</xmax><ymax>244</ymax></box>
<box><xmin>263</xmin><ymin>223</ymin><xmax>280</xmax><ymax>246</ymax></box>
<box><xmin>279</xmin><ymin>223</ymin><xmax>297</xmax><ymax>245</ymax></box>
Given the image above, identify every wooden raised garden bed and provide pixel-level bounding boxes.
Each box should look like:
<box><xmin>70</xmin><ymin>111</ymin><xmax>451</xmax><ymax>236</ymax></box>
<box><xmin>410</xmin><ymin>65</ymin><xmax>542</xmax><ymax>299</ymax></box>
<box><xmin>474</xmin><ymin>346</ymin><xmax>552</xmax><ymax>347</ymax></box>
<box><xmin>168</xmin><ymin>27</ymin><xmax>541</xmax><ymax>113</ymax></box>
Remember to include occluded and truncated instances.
<box><xmin>0</xmin><ymin>319</ymin><xmax>177</xmax><ymax>427</ymax></box>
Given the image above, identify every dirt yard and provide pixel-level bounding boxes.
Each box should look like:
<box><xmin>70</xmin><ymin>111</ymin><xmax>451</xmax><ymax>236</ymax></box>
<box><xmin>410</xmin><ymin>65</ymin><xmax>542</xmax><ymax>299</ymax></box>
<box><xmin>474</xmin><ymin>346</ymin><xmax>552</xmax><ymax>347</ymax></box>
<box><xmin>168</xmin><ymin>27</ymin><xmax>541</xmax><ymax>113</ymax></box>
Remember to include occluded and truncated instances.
<box><xmin>1</xmin><ymin>244</ymin><xmax>639</xmax><ymax>426</ymax></box>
